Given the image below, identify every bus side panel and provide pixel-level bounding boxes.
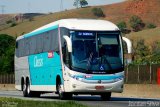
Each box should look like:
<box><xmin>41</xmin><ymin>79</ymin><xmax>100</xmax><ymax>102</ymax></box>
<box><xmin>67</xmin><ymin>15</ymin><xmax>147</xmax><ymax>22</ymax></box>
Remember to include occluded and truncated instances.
<box><xmin>15</xmin><ymin>56</ymin><xmax>30</xmax><ymax>90</ymax></box>
<box><xmin>28</xmin><ymin>52</ymin><xmax>63</xmax><ymax>91</ymax></box>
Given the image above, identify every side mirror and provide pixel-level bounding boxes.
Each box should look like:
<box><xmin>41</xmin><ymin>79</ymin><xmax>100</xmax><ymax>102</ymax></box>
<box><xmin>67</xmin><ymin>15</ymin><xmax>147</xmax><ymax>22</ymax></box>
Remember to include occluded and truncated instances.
<box><xmin>63</xmin><ymin>35</ymin><xmax>72</xmax><ymax>52</ymax></box>
<box><xmin>122</xmin><ymin>37</ymin><xmax>132</xmax><ymax>54</ymax></box>
<box><xmin>122</xmin><ymin>37</ymin><xmax>132</xmax><ymax>64</ymax></box>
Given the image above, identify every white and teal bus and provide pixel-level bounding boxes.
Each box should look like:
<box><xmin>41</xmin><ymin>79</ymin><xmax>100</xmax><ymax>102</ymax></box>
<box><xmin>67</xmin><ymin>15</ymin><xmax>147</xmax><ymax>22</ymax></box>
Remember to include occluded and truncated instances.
<box><xmin>15</xmin><ymin>19</ymin><xmax>125</xmax><ymax>100</ymax></box>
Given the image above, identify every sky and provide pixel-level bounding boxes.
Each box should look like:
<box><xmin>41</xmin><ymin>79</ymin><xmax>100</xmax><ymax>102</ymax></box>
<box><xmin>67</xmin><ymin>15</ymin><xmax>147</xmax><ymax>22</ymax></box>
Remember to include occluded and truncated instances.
<box><xmin>0</xmin><ymin>0</ymin><xmax>124</xmax><ymax>14</ymax></box>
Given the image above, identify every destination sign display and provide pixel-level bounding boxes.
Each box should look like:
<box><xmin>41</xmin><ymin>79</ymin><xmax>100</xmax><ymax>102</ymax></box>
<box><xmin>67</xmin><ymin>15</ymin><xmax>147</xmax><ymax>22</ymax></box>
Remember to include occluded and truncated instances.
<box><xmin>75</xmin><ymin>31</ymin><xmax>95</xmax><ymax>37</ymax></box>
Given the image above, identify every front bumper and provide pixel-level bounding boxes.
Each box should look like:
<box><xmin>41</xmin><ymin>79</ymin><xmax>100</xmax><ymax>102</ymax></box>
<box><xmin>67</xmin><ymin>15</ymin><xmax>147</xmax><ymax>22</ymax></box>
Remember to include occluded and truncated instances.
<box><xmin>64</xmin><ymin>77</ymin><xmax>124</xmax><ymax>93</ymax></box>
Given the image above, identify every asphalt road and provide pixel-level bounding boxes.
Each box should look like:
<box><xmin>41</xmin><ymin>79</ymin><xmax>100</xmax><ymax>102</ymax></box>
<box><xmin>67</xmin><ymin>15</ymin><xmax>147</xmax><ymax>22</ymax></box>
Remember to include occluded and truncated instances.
<box><xmin>0</xmin><ymin>90</ymin><xmax>160</xmax><ymax>107</ymax></box>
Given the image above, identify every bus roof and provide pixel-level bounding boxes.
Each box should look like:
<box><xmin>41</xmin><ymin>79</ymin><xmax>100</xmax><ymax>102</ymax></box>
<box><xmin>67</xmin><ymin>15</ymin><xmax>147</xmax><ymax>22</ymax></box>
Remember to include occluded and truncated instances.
<box><xmin>17</xmin><ymin>19</ymin><xmax>119</xmax><ymax>40</ymax></box>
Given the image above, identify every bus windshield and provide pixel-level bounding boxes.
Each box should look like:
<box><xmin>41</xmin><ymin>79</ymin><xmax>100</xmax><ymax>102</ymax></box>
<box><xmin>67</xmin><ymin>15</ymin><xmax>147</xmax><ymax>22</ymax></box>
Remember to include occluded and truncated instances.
<box><xmin>71</xmin><ymin>31</ymin><xmax>123</xmax><ymax>74</ymax></box>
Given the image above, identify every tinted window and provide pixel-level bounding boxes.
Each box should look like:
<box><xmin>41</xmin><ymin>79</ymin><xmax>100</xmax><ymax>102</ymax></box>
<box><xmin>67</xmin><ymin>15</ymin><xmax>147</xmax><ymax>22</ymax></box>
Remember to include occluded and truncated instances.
<box><xmin>16</xmin><ymin>28</ymin><xmax>60</xmax><ymax>57</ymax></box>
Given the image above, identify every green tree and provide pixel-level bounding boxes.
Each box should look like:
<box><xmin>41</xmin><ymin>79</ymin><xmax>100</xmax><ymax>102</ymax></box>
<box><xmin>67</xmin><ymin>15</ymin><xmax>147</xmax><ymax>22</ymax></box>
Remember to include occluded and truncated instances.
<box><xmin>92</xmin><ymin>8</ymin><xmax>105</xmax><ymax>17</ymax></box>
<box><xmin>134</xmin><ymin>39</ymin><xmax>150</xmax><ymax>64</ymax></box>
<box><xmin>73</xmin><ymin>0</ymin><xmax>88</xmax><ymax>8</ymax></box>
<box><xmin>0</xmin><ymin>34</ymin><xmax>15</xmax><ymax>74</ymax></box>
<box><xmin>0</xmin><ymin>34</ymin><xmax>15</xmax><ymax>54</ymax></box>
<box><xmin>129</xmin><ymin>15</ymin><xmax>144</xmax><ymax>31</ymax></box>
<box><xmin>10</xmin><ymin>22</ymin><xmax>17</xmax><ymax>27</ymax></box>
<box><xmin>1</xmin><ymin>46</ymin><xmax>15</xmax><ymax>74</ymax></box>
<box><xmin>73</xmin><ymin>0</ymin><xmax>79</xmax><ymax>8</ymax></box>
<box><xmin>135</xmin><ymin>39</ymin><xmax>150</xmax><ymax>57</ymax></box>
<box><xmin>80</xmin><ymin>0</ymin><xmax>88</xmax><ymax>7</ymax></box>
<box><xmin>6</xmin><ymin>20</ymin><xmax>13</xmax><ymax>24</ymax></box>
<box><xmin>117</xmin><ymin>21</ymin><xmax>127</xmax><ymax>31</ymax></box>
<box><xmin>147</xmin><ymin>23</ymin><xmax>157</xmax><ymax>29</ymax></box>
<box><xmin>150</xmin><ymin>41</ymin><xmax>160</xmax><ymax>63</ymax></box>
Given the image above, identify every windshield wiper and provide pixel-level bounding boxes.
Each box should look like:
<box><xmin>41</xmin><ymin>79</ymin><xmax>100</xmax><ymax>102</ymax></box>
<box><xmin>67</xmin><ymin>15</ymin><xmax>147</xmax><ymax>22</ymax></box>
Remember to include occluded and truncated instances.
<box><xmin>77</xmin><ymin>59</ymin><xmax>87</xmax><ymax>64</ymax></box>
<box><xmin>101</xmin><ymin>55</ymin><xmax>112</xmax><ymax>70</ymax></box>
<box><xmin>71</xmin><ymin>66</ymin><xmax>90</xmax><ymax>73</ymax></box>
<box><xmin>87</xmin><ymin>52</ymin><xmax>93</xmax><ymax>71</ymax></box>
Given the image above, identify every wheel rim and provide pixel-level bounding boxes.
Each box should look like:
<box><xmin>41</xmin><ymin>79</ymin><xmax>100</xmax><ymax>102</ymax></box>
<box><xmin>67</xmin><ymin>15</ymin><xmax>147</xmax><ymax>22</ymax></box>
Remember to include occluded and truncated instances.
<box><xmin>23</xmin><ymin>83</ymin><xmax>26</xmax><ymax>91</ymax></box>
<box><xmin>58</xmin><ymin>84</ymin><xmax>62</xmax><ymax>97</ymax></box>
<box><xmin>27</xmin><ymin>83</ymin><xmax>30</xmax><ymax>94</ymax></box>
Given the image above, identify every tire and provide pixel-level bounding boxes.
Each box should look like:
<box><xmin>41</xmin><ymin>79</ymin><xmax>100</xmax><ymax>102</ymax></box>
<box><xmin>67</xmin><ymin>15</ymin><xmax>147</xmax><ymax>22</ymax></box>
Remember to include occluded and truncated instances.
<box><xmin>31</xmin><ymin>92</ymin><xmax>41</xmax><ymax>98</ymax></box>
<box><xmin>23</xmin><ymin>79</ymin><xmax>31</xmax><ymax>97</ymax></box>
<box><xmin>100</xmin><ymin>92</ymin><xmax>111</xmax><ymax>101</ymax></box>
<box><xmin>26</xmin><ymin>80</ymin><xmax>31</xmax><ymax>97</ymax></box>
<box><xmin>22</xmin><ymin>81</ymin><xmax>27</xmax><ymax>97</ymax></box>
<box><xmin>65</xmin><ymin>93</ymin><xmax>72</xmax><ymax>100</ymax></box>
<box><xmin>57</xmin><ymin>82</ymin><xmax>72</xmax><ymax>100</ymax></box>
<box><xmin>23</xmin><ymin>79</ymin><xmax>40</xmax><ymax>97</ymax></box>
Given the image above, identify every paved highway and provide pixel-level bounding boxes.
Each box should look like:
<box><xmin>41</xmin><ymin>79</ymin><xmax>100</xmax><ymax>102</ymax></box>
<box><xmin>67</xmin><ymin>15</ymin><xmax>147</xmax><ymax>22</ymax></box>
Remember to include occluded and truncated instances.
<box><xmin>0</xmin><ymin>91</ymin><xmax>160</xmax><ymax>107</ymax></box>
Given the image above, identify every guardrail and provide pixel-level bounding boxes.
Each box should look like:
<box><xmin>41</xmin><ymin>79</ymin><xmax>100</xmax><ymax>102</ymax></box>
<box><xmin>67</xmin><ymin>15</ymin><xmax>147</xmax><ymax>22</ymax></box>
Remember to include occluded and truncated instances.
<box><xmin>0</xmin><ymin>74</ymin><xmax>14</xmax><ymax>84</ymax></box>
<box><xmin>125</xmin><ymin>64</ymin><xmax>160</xmax><ymax>84</ymax></box>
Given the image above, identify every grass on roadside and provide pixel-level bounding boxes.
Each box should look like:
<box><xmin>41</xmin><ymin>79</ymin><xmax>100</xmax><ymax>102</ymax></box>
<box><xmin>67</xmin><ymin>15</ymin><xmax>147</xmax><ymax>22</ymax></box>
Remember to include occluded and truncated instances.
<box><xmin>126</xmin><ymin>27</ymin><xmax>160</xmax><ymax>46</ymax></box>
<box><xmin>0</xmin><ymin>97</ymin><xmax>87</xmax><ymax>107</ymax></box>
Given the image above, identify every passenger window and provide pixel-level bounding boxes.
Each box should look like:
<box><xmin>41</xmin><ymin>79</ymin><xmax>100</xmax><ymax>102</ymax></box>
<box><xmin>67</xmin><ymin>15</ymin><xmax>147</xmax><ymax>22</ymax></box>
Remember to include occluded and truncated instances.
<box><xmin>43</xmin><ymin>32</ymin><xmax>52</xmax><ymax>52</ymax></box>
<box><xmin>24</xmin><ymin>38</ymin><xmax>30</xmax><ymax>56</ymax></box>
<box><xmin>19</xmin><ymin>39</ymin><xmax>25</xmax><ymax>57</ymax></box>
<box><xmin>36</xmin><ymin>34</ymin><xmax>43</xmax><ymax>53</ymax></box>
<box><xmin>16</xmin><ymin>41</ymin><xmax>18</xmax><ymax>49</ymax></box>
<box><xmin>50</xmin><ymin>30</ymin><xmax>59</xmax><ymax>52</ymax></box>
<box><xmin>30</xmin><ymin>37</ymin><xmax>37</xmax><ymax>54</ymax></box>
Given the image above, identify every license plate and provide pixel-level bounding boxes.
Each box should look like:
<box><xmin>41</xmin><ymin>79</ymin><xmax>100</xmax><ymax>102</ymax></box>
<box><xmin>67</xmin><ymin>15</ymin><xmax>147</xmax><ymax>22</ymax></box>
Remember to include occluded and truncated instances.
<box><xmin>95</xmin><ymin>86</ymin><xmax>104</xmax><ymax>90</ymax></box>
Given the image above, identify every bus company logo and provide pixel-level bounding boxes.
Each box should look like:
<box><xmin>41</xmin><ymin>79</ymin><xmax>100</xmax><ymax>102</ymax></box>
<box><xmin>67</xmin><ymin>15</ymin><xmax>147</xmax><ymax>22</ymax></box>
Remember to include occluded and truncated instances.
<box><xmin>98</xmin><ymin>80</ymin><xmax>102</xmax><ymax>84</ymax></box>
<box><xmin>48</xmin><ymin>51</ymin><xmax>54</xmax><ymax>58</ymax></box>
<box><xmin>34</xmin><ymin>56</ymin><xmax>43</xmax><ymax>67</ymax></box>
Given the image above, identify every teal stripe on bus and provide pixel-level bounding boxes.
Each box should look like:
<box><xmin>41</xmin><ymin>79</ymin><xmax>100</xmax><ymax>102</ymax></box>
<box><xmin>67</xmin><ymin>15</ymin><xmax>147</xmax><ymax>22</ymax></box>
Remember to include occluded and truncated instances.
<box><xmin>24</xmin><ymin>25</ymin><xmax>58</xmax><ymax>38</ymax></box>
<box><xmin>72</xmin><ymin>74</ymin><xmax>123</xmax><ymax>80</ymax></box>
<box><xmin>28</xmin><ymin>52</ymin><xmax>63</xmax><ymax>85</ymax></box>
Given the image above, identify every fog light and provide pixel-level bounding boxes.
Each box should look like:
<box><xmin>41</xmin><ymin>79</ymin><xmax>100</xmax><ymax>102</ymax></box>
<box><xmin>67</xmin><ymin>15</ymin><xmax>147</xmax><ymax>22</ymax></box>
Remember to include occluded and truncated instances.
<box><xmin>72</xmin><ymin>84</ymin><xmax>76</xmax><ymax>88</ymax></box>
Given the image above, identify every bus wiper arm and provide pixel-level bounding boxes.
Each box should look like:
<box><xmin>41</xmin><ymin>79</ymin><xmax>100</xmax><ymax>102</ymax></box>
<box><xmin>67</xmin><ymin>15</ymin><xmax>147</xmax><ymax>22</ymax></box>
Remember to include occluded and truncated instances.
<box><xmin>101</xmin><ymin>56</ymin><xmax>112</xmax><ymax>70</ymax></box>
<box><xmin>87</xmin><ymin>52</ymin><xmax>93</xmax><ymax>71</ymax></box>
<box><xmin>71</xmin><ymin>66</ymin><xmax>89</xmax><ymax>72</ymax></box>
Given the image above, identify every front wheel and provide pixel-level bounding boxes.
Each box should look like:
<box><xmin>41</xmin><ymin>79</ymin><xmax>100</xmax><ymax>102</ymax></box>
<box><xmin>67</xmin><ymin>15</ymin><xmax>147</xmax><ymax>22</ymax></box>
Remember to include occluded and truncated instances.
<box><xmin>57</xmin><ymin>83</ymin><xmax>72</xmax><ymax>100</ymax></box>
<box><xmin>100</xmin><ymin>92</ymin><xmax>111</xmax><ymax>101</ymax></box>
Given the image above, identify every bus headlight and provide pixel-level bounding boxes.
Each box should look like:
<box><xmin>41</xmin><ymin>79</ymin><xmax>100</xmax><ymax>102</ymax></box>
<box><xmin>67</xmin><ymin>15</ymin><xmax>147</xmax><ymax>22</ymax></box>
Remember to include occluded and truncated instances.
<box><xmin>69</xmin><ymin>74</ymin><xmax>84</xmax><ymax>81</ymax></box>
<box><xmin>114</xmin><ymin>77</ymin><xmax>123</xmax><ymax>82</ymax></box>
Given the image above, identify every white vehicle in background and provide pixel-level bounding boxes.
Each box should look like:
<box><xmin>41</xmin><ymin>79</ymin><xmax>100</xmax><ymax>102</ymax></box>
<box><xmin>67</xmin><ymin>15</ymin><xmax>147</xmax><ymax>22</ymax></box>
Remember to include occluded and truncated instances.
<box><xmin>15</xmin><ymin>19</ymin><xmax>130</xmax><ymax>100</ymax></box>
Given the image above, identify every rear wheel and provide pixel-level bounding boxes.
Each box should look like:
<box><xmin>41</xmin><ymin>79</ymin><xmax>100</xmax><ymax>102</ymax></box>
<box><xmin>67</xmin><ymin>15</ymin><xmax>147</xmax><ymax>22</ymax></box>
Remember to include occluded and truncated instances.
<box><xmin>24</xmin><ymin>79</ymin><xmax>31</xmax><ymax>97</ymax></box>
<box><xmin>23</xmin><ymin>79</ymin><xmax>40</xmax><ymax>97</ymax></box>
<box><xmin>100</xmin><ymin>92</ymin><xmax>111</xmax><ymax>101</ymax></box>
<box><xmin>22</xmin><ymin>81</ymin><xmax>27</xmax><ymax>97</ymax></box>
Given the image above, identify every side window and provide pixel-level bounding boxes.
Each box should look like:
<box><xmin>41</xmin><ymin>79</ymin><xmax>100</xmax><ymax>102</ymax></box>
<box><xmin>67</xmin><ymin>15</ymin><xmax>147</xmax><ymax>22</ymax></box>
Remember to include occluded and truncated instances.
<box><xmin>50</xmin><ymin>29</ymin><xmax>59</xmax><ymax>52</ymax></box>
<box><xmin>30</xmin><ymin>36</ymin><xmax>36</xmax><ymax>55</ymax></box>
<box><xmin>43</xmin><ymin>32</ymin><xmax>52</xmax><ymax>52</ymax></box>
<box><xmin>36</xmin><ymin>34</ymin><xmax>43</xmax><ymax>53</ymax></box>
<box><xmin>19</xmin><ymin>39</ymin><xmax>24</xmax><ymax>57</ymax></box>
<box><xmin>21</xmin><ymin>39</ymin><xmax>25</xmax><ymax>57</ymax></box>
<box><xmin>15</xmin><ymin>41</ymin><xmax>19</xmax><ymax>57</ymax></box>
<box><xmin>24</xmin><ymin>38</ymin><xmax>30</xmax><ymax>56</ymax></box>
<box><xmin>16</xmin><ymin>41</ymin><xmax>18</xmax><ymax>49</ymax></box>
